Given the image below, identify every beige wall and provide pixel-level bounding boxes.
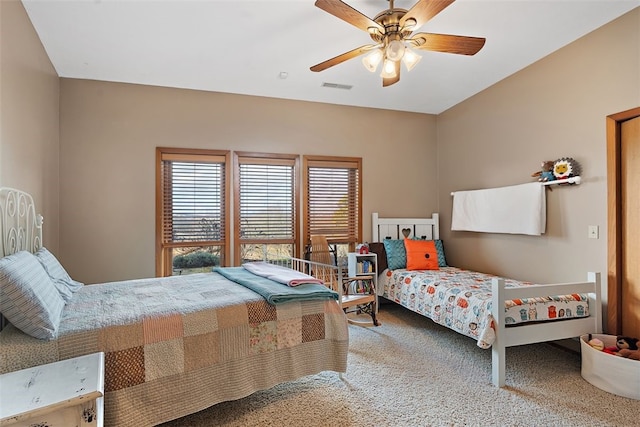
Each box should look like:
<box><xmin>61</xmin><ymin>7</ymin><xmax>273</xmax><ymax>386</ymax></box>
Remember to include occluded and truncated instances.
<box><xmin>59</xmin><ymin>80</ymin><xmax>437</xmax><ymax>283</ymax></box>
<box><xmin>5</xmin><ymin>0</ymin><xmax>639</xmax><ymax>300</ymax></box>
<box><xmin>0</xmin><ymin>0</ymin><xmax>60</xmax><ymax>252</ymax></box>
<box><xmin>436</xmin><ymin>8</ymin><xmax>640</xmax><ymax>308</ymax></box>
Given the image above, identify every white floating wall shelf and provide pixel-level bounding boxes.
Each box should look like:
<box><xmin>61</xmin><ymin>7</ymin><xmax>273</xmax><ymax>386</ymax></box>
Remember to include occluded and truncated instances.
<box><xmin>449</xmin><ymin>176</ymin><xmax>582</xmax><ymax>196</ymax></box>
<box><xmin>541</xmin><ymin>176</ymin><xmax>581</xmax><ymax>186</ymax></box>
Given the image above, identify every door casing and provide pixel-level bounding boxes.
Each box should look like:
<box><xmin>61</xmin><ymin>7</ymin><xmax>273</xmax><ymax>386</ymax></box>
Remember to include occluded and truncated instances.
<box><xmin>606</xmin><ymin>106</ymin><xmax>640</xmax><ymax>334</ymax></box>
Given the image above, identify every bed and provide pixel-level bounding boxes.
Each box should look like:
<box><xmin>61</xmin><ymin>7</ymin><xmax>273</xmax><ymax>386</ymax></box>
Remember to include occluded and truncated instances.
<box><xmin>0</xmin><ymin>187</ymin><xmax>348</xmax><ymax>426</ymax></box>
<box><xmin>370</xmin><ymin>212</ymin><xmax>602</xmax><ymax>386</ymax></box>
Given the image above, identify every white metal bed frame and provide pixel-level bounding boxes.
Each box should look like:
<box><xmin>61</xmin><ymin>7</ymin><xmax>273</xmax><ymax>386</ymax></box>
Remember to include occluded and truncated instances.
<box><xmin>0</xmin><ymin>188</ymin><xmax>43</xmax><ymax>258</ymax></box>
<box><xmin>0</xmin><ymin>188</ymin><xmax>44</xmax><ymax>330</ymax></box>
<box><xmin>372</xmin><ymin>212</ymin><xmax>602</xmax><ymax>386</ymax></box>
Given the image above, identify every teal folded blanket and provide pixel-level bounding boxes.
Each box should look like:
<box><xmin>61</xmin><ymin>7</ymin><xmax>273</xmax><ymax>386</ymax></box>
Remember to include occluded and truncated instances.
<box><xmin>213</xmin><ymin>267</ymin><xmax>338</xmax><ymax>304</ymax></box>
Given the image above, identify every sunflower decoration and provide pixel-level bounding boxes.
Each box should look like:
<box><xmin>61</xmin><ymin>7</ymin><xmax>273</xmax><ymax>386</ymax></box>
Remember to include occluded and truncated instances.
<box><xmin>552</xmin><ymin>157</ymin><xmax>582</xmax><ymax>180</ymax></box>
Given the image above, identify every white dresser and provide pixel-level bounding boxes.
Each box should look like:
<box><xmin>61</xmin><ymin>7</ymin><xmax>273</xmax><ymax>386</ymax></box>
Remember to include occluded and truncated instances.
<box><xmin>0</xmin><ymin>352</ymin><xmax>105</xmax><ymax>427</ymax></box>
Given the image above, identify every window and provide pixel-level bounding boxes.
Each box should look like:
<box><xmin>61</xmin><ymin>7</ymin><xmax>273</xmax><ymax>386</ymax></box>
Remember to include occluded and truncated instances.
<box><xmin>157</xmin><ymin>149</ymin><xmax>362</xmax><ymax>271</ymax></box>
<box><xmin>303</xmin><ymin>156</ymin><xmax>362</xmax><ymax>262</ymax></box>
<box><xmin>156</xmin><ymin>148</ymin><xmax>230</xmax><ymax>276</ymax></box>
<box><xmin>234</xmin><ymin>152</ymin><xmax>299</xmax><ymax>264</ymax></box>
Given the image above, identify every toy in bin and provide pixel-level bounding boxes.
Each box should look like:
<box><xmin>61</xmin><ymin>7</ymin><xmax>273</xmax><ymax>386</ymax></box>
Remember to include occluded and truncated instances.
<box><xmin>581</xmin><ymin>333</ymin><xmax>640</xmax><ymax>400</ymax></box>
<box><xmin>587</xmin><ymin>335</ymin><xmax>639</xmax><ymax>360</ymax></box>
<box><xmin>616</xmin><ymin>336</ymin><xmax>640</xmax><ymax>360</ymax></box>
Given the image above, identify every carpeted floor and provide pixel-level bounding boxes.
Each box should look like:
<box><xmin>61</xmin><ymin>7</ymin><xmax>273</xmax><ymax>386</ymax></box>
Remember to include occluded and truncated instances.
<box><xmin>159</xmin><ymin>303</ymin><xmax>639</xmax><ymax>427</ymax></box>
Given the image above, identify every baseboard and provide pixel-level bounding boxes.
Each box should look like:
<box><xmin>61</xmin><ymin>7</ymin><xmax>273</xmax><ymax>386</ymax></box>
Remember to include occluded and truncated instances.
<box><xmin>549</xmin><ymin>337</ymin><xmax>581</xmax><ymax>354</ymax></box>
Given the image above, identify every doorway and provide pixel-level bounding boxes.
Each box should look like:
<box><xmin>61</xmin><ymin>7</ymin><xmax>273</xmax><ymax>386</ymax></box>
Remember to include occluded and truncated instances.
<box><xmin>607</xmin><ymin>106</ymin><xmax>640</xmax><ymax>336</ymax></box>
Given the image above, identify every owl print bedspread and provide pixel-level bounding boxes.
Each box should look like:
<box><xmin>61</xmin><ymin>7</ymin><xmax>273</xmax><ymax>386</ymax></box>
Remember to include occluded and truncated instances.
<box><xmin>381</xmin><ymin>267</ymin><xmax>590</xmax><ymax>349</ymax></box>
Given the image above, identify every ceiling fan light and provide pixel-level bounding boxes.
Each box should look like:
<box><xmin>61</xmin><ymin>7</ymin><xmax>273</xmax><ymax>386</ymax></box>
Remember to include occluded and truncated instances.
<box><xmin>402</xmin><ymin>18</ymin><xmax>417</xmax><ymax>32</ymax></box>
<box><xmin>362</xmin><ymin>49</ymin><xmax>383</xmax><ymax>72</ymax></box>
<box><xmin>385</xmin><ymin>40</ymin><xmax>405</xmax><ymax>61</ymax></box>
<box><xmin>380</xmin><ymin>59</ymin><xmax>397</xmax><ymax>79</ymax></box>
<box><xmin>402</xmin><ymin>48</ymin><xmax>422</xmax><ymax>72</ymax></box>
<box><xmin>367</xmin><ymin>26</ymin><xmax>383</xmax><ymax>38</ymax></box>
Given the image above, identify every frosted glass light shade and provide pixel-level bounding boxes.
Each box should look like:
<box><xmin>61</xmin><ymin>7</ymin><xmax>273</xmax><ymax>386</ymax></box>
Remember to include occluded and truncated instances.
<box><xmin>402</xmin><ymin>48</ymin><xmax>422</xmax><ymax>71</ymax></box>
<box><xmin>362</xmin><ymin>49</ymin><xmax>383</xmax><ymax>72</ymax></box>
<box><xmin>380</xmin><ymin>59</ymin><xmax>397</xmax><ymax>78</ymax></box>
<box><xmin>385</xmin><ymin>40</ymin><xmax>405</xmax><ymax>61</ymax></box>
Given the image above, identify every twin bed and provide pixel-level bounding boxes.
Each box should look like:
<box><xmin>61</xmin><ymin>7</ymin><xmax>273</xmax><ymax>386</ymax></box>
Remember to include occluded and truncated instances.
<box><xmin>371</xmin><ymin>212</ymin><xmax>602</xmax><ymax>386</ymax></box>
<box><xmin>0</xmin><ymin>188</ymin><xmax>348</xmax><ymax>426</ymax></box>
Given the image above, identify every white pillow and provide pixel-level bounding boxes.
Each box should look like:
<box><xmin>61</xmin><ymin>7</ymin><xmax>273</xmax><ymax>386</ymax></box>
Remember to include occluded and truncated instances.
<box><xmin>34</xmin><ymin>247</ymin><xmax>83</xmax><ymax>302</ymax></box>
<box><xmin>0</xmin><ymin>251</ymin><xmax>65</xmax><ymax>340</ymax></box>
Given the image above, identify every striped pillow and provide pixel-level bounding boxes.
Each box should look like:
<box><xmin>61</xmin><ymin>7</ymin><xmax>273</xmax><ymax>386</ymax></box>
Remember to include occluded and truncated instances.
<box><xmin>0</xmin><ymin>251</ymin><xmax>65</xmax><ymax>340</ymax></box>
<box><xmin>35</xmin><ymin>247</ymin><xmax>83</xmax><ymax>302</ymax></box>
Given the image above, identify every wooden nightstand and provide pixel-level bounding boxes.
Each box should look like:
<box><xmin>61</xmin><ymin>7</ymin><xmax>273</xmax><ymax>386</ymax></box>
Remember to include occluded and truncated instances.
<box><xmin>0</xmin><ymin>352</ymin><xmax>105</xmax><ymax>427</ymax></box>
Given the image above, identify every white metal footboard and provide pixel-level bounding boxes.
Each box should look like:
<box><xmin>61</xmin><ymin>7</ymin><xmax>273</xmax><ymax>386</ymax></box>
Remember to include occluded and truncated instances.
<box><xmin>269</xmin><ymin>257</ymin><xmax>343</xmax><ymax>295</ymax></box>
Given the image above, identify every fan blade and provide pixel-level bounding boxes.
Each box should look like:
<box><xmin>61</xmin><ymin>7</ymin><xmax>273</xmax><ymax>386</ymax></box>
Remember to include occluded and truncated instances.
<box><xmin>314</xmin><ymin>0</ymin><xmax>384</xmax><ymax>34</ymax></box>
<box><xmin>382</xmin><ymin>61</ymin><xmax>401</xmax><ymax>87</ymax></box>
<box><xmin>408</xmin><ymin>33</ymin><xmax>486</xmax><ymax>55</ymax></box>
<box><xmin>310</xmin><ymin>45</ymin><xmax>378</xmax><ymax>72</ymax></box>
<box><xmin>399</xmin><ymin>0</ymin><xmax>455</xmax><ymax>31</ymax></box>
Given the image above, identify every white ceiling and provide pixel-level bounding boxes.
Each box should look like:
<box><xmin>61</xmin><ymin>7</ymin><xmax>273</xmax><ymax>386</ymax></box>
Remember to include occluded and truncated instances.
<box><xmin>22</xmin><ymin>0</ymin><xmax>639</xmax><ymax>114</ymax></box>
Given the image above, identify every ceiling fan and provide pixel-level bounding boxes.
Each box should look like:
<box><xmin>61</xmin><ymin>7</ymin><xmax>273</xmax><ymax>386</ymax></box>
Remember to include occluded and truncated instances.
<box><xmin>310</xmin><ymin>0</ymin><xmax>486</xmax><ymax>87</ymax></box>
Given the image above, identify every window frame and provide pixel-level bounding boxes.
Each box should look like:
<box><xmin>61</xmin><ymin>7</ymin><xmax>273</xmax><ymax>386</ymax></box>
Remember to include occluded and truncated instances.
<box><xmin>155</xmin><ymin>147</ymin><xmax>231</xmax><ymax>276</ymax></box>
<box><xmin>302</xmin><ymin>155</ymin><xmax>363</xmax><ymax>253</ymax></box>
<box><xmin>233</xmin><ymin>151</ymin><xmax>300</xmax><ymax>264</ymax></box>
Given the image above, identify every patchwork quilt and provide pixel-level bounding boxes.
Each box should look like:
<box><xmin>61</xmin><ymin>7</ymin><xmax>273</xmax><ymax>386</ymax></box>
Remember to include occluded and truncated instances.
<box><xmin>0</xmin><ymin>272</ymin><xmax>349</xmax><ymax>426</ymax></box>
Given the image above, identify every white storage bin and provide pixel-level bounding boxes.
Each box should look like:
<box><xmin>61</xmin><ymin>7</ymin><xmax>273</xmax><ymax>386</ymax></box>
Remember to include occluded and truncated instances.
<box><xmin>580</xmin><ymin>334</ymin><xmax>640</xmax><ymax>400</ymax></box>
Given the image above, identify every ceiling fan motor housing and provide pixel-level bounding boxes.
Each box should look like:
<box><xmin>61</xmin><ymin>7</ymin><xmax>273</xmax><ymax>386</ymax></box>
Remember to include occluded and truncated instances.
<box><xmin>370</xmin><ymin>9</ymin><xmax>410</xmax><ymax>43</ymax></box>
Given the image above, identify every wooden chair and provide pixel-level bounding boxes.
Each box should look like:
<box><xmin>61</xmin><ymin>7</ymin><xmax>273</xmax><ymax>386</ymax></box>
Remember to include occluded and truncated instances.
<box><xmin>309</xmin><ymin>235</ymin><xmax>380</xmax><ymax>326</ymax></box>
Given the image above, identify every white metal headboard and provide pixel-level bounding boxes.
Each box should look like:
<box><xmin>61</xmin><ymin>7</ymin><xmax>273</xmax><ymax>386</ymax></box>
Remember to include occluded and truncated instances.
<box><xmin>372</xmin><ymin>212</ymin><xmax>440</xmax><ymax>241</ymax></box>
<box><xmin>0</xmin><ymin>187</ymin><xmax>43</xmax><ymax>258</ymax></box>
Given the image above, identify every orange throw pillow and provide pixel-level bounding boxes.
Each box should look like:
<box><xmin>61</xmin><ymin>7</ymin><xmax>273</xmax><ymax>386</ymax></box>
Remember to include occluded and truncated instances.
<box><xmin>404</xmin><ymin>239</ymin><xmax>439</xmax><ymax>271</ymax></box>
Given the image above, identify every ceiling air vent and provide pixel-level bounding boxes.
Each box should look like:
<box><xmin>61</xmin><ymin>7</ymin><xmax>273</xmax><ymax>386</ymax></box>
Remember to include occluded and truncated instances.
<box><xmin>321</xmin><ymin>82</ymin><xmax>353</xmax><ymax>90</ymax></box>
